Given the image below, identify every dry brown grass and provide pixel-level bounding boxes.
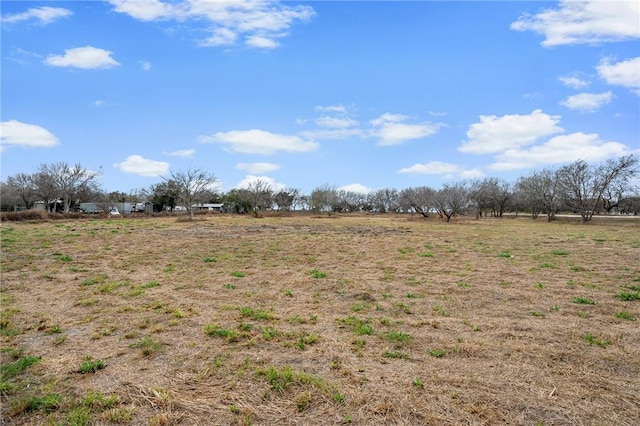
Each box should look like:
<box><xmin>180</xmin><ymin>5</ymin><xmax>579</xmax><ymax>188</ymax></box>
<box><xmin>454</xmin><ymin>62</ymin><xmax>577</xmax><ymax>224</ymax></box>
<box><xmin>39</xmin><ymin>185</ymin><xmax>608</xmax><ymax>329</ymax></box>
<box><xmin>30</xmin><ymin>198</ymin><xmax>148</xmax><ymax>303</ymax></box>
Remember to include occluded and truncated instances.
<box><xmin>1</xmin><ymin>214</ymin><xmax>639</xmax><ymax>425</ymax></box>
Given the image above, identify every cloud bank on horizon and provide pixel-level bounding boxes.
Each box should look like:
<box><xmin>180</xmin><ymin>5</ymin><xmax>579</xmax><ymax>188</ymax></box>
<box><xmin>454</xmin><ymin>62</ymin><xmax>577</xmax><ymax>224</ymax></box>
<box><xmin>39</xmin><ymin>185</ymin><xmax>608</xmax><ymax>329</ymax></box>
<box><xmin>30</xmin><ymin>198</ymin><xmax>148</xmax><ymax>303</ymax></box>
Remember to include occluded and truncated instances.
<box><xmin>1</xmin><ymin>0</ymin><xmax>639</xmax><ymax>193</ymax></box>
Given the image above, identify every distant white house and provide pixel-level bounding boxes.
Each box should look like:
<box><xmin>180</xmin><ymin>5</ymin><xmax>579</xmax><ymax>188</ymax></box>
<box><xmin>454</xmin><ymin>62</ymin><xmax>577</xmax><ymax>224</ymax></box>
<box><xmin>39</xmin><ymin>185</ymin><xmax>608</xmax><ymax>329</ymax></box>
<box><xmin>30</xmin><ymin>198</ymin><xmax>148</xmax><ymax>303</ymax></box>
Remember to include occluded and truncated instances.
<box><xmin>192</xmin><ymin>203</ymin><xmax>225</xmax><ymax>211</ymax></box>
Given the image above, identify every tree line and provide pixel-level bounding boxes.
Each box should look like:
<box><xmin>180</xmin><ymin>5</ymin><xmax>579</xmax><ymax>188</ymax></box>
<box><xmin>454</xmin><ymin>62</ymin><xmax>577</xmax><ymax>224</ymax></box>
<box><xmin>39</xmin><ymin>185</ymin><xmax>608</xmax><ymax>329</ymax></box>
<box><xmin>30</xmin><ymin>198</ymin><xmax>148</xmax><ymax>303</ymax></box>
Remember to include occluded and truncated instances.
<box><xmin>1</xmin><ymin>155</ymin><xmax>638</xmax><ymax>222</ymax></box>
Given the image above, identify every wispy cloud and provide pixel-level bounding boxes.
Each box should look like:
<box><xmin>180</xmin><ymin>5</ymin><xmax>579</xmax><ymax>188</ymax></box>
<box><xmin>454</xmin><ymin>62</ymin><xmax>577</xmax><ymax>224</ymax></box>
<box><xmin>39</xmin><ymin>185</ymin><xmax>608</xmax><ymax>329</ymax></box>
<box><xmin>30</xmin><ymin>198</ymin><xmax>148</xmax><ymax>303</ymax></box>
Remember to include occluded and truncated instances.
<box><xmin>558</xmin><ymin>74</ymin><xmax>590</xmax><ymax>89</ymax></box>
<box><xmin>199</xmin><ymin>129</ymin><xmax>318</xmax><ymax>155</ymax></box>
<box><xmin>235</xmin><ymin>175</ymin><xmax>286</xmax><ymax>191</ymax></box>
<box><xmin>46</xmin><ymin>46</ymin><xmax>120</xmax><ymax>69</ymax></box>
<box><xmin>1</xmin><ymin>6</ymin><xmax>72</xmax><ymax>25</ymax></box>
<box><xmin>370</xmin><ymin>113</ymin><xmax>441</xmax><ymax>146</ymax></box>
<box><xmin>140</xmin><ymin>60</ymin><xmax>152</xmax><ymax>71</ymax></box>
<box><xmin>109</xmin><ymin>0</ymin><xmax>315</xmax><ymax>50</ymax></box>
<box><xmin>559</xmin><ymin>92</ymin><xmax>613</xmax><ymax>112</ymax></box>
<box><xmin>511</xmin><ymin>0</ymin><xmax>640</xmax><ymax>46</ymax></box>
<box><xmin>338</xmin><ymin>183</ymin><xmax>371</xmax><ymax>194</ymax></box>
<box><xmin>164</xmin><ymin>149</ymin><xmax>195</xmax><ymax>158</ymax></box>
<box><xmin>236</xmin><ymin>162</ymin><xmax>280</xmax><ymax>174</ymax></box>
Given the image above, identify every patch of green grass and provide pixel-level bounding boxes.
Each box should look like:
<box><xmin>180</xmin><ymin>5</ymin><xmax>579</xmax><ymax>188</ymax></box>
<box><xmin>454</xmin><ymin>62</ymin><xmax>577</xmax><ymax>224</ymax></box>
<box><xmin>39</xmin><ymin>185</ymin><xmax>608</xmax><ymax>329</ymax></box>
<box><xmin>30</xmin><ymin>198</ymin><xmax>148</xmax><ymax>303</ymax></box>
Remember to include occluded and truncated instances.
<box><xmin>310</xmin><ymin>269</ymin><xmax>327</xmax><ymax>279</ymax></box>
<box><xmin>141</xmin><ymin>280</ymin><xmax>160</xmax><ymax>288</ymax></box>
<box><xmin>81</xmin><ymin>274</ymin><xmax>108</xmax><ymax>286</ymax></box>
<box><xmin>383</xmin><ymin>351</ymin><xmax>409</xmax><ymax>359</ymax></box>
<box><xmin>497</xmin><ymin>251</ymin><xmax>513</xmax><ymax>258</ymax></box>
<box><xmin>457</xmin><ymin>281</ymin><xmax>471</xmax><ymax>288</ymax></box>
<box><xmin>26</xmin><ymin>393</ymin><xmax>62</xmax><ymax>412</ymax></box>
<box><xmin>429</xmin><ymin>349</ymin><xmax>446</xmax><ymax>358</ymax></box>
<box><xmin>239</xmin><ymin>306</ymin><xmax>274</xmax><ymax>321</ymax></box>
<box><xmin>230</xmin><ymin>271</ymin><xmax>245</xmax><ymax>278</ymax></box>
<box><xmin>534</xmin><ymin>282</ymin><xmax>545</xmax><ymax>289</ymax></box>
<box><xmin>284</xmin><ymin>289</ymin><xmax>293</xmax><ymax>297</ymax></box>
<box><xmin>584</xmin><ymin>332</ymin><xmax>610</xmax><ymax>348</ymax></box>
<box><xmin>296</xmin><ymin>333</ymin><xmax>320</xmax><ymax>350</ymax></box>
<box><xmin>223</xmin><ymin>283</ymin><xmax>236</xmax><ymax>290</ymax></box>
<box><xmin>539</xmin><ymin>263</ymin><xmax>557</xmax><ymax>269</ymax></box>
<box><xmin>262</xmin><ymin>327</ymin><xmax>280</xmax><ymax>341</ymax></box>
<box><xmin>203</xmin><ymin>257</ymin><xmax>217</xmax><ymax>263</ymax></box>
<box><xmin>550</xmin><ymin>249</ymin><xmax>569</xmax><ymax>256</ymax></box>
<box><xmin>0</xmin><ymin>355</ymin><xmax>40</xmax><ymax>380</ymax></box>
<box><xmin>530</xmin><ymin>311</ymin><xmax>546</xmax><ymax>318</ymax></box>
<box><xmin>419</xmin><ymin>252</ymin><xmax>434</xmax><ymax>258</ymax></box>
<box><xmin>413</xmin><ymin>378</ymin><xmax>424</xmax><ymax>387</ymax></box>
<box><xmin>432</xmin><ymin>304</ymin><xmax>448</xmax><ymax>316</ymax></box>
<box><xmin>78</xmin><ymin>355</ymin><xmax>106</xmax><ymax>374</ymax></box>
<box><xmin>385</xmin><ymin>331</ymin><xmax>412</xmax><ymax>344</ymax></box>
<box><xmin>615</xmin><ymin>311</ymin><xmax>636</xmax><ymax>321</ymax></box>
<box><xmin>338</xmin><ymin>316</ymin><xmax>374</xmax><ymax>335</ymax></box>
<box><xmin>256</xmin><ymin>365</ymin><xmax>327</xmax><ymax>394</ymax></box>
<box><xmin>570</xmin><ymin>266</ymin><xmax>584</xmax><ymax>272</ymax></box>
<box><xmin>617</xmin><ymin>292</ymin><xmax>640</xmax><ymax>301</ymax></box>
<box><xmin>572</xmin><ymin>297</ymin><xmax>595</xmax><ymax>305</ymax></box>
<box><xmin>204</xmin><ymin>324</ymin><xmax>239</xmax><ymax>341</ymax></box>
<box><xmin>129</xmin><ymin>336</ymin><xmax>161</xmax><ymax>356</ymax></box>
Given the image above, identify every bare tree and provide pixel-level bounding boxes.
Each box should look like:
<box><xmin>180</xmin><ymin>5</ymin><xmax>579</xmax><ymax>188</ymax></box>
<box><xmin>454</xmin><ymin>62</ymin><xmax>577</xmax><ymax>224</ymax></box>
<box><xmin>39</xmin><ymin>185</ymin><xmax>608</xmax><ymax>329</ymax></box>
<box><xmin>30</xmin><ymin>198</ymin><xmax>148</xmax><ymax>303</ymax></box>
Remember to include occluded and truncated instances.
<box><xmin>398</xmin><ymin>186</ymin><xmax>436</xmax><ymax>217</ymax></box>
<box><xmin>39</xmin><ymin>162</ymin><xmax>101</xmax><ymax>212</ymax></box>
<box><xmin>246</xmin><ymin>179</ymin><xmax>273</xmax><ymax>213</ymax></box>
<box><xmin>310</xmin><ymin>184</ymin><xmax>338</xmax><ymax>213</ymax></box>
<box><xmin>516</xmin><ymin>168</ymin><xmax>561</xmax><ymax>221</ymax></box>
<box><xmin>368</xmin><ymin>188</ymin><xmax>399</xmax><ymax>213</ymax></box>
<box><xmin>557</xmin><ymin>155</ymin><xmax>638</xmax><ymax>222</ymax></box>
<box><xmin>5</xmin><ymin>173</ymin><xmax>37</xmax><ymax>210</ymax></box>
<box><xmin>433</xmin><ymin>182</ymin><xmax>470</xmax><ymax>222</ymax></box>
<box><xmin>273</xmin><ymin>188</ymin><xmax>299</xmax><ymax>211</ymax></box>
<box><xmin>32</xmin><ymin>172</ymin><xmax>59</xmax><ymax>212</ymax></box>
<box><xmin>165</xmin><ymin>168</ymin><xmax>218</xmax><ymax>220</ymax></box>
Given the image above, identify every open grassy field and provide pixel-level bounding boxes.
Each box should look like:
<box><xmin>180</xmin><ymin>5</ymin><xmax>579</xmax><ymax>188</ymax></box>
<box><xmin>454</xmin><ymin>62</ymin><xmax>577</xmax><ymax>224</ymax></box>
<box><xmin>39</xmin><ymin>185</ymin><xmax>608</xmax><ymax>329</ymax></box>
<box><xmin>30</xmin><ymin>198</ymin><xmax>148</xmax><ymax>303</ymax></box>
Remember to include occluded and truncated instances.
<box><xmin>1</xmin><ymin>213</ymin><xmax>639</xmax><ymax>425</ymax></box>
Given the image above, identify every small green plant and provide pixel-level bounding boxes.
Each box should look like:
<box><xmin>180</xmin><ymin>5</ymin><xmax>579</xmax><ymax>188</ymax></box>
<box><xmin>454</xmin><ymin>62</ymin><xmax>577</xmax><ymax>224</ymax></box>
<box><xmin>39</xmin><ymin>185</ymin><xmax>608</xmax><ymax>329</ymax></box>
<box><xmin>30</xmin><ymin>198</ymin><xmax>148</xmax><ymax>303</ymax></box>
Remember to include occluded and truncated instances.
<box><xmin>26</xmin><ymin>393</ymin><xmax>62</xmax><ymax>412</ymax></box>
<box><xmin>129</xmin><ymin>336</ymin><xmax>161</xmax><ymax>356</ymax></box>
<box><xmin>58</xmin><ymin>255</ymin><xmax>72</xmax><ymax>262</ymax></box>
<box><xmin>572</xmin><ymin>297</ymin><xmax>595</xmax><ymax>305</ymax></box>
<box><xmin>429</xmin><ymin>349</ymin><xmax>446</xmax><ymax>358</ymax></box>
<box><xmin>530</xmin><ymin>311</ymin><xmax>546</xmax><ymax>318</ymax></box>
<box><xmin>432</xmin><ymin>304</ymin><xmax>447</xmax><ymax>316</ymax></box>
<box><xmin>223</xmin><ymin>283</ymin><xmax>236</xmax><ymax>289</ymax></box>
<box><xmin>584</xmin><ymin>332</ymin><xmax>610</xmax><ymax>348</ymax></box>
<box><xmin>457</xmin><ymin>281</ymin><xmax>471</xmax><ymax>288</ymax></box>
<box><xmin>239</xmin><ymin>306</ymin><xmax>273</xmax><ymax>321</ymax></box>
<box><xmin>310</xmin><ymin>269</ymin><xmax>327</xmax><ymax>279</ymax></box>
<box><xmin>79</xmin><ymin>355</ymin><xmax>106</xmax><ymax>373</ymax></box>
<box><xmin>413</xmin><ymin>378</ymin><xmax>424</xmax><ymax>387</ymax></box>
<box><xmin>45</xmin><ymin>325</ymin><xmax>62</xmax><ymax>334</ymax></box>
<box><xmin>570</xmin><ymin>266</ymin><xmax>584</xmax><ymax>272</ymax></box>
<box><xmin>385</xmin><ymin>331</ymin><xmax>412</xmax><ymax>343</ymax></box>
<box><xmin>576</xmin><ymin>311</ymin><xmax>589</xmax><ymax>318</ymax></box>
<box><xmin>615</xmin><ymin>311</ymin><xmax>636</xmax><ymax>321</ymax></box>
<box><xmin>141</xmin><ymin>280</ymin><xmax>160</xmax><ymax>288</ymax></box>
<box><xmin>333</xmin><ymin>392</ymin><xmax>346</xmax><ymax>404</ymax></box>
<box><xmin>284</xmin><ymin>289</ymin><xmax>293</xmax><ymax>297</ymax></box>
<box><xmin>534</xmin><ymin>282</ymin><xmax>545</xmax><ymax>289</ymax></box>
<box><xmin>551</xmin><ymin>249</ymin><xmax>569</xmax><ymax>256</ymax></box>
<box><xmin>296</xmin><ymin>333</ymin><xmax>319</xmax><ymax>350</ymax></box>
<box><xmin>383</xmin><ymin>351</ymin><xmax>408</xmax><ymax>359</ymax></box>
<box><xmin>204</xmin><ymin>257</ymin><xmax>217</xmax><ymax>263</ymax></box>
<box><xmin>420</xmin><ymin>252</ymin><xmax>434</xmax><ymax>258</ymax></box>
<box><xmin>231</xmin><ymin>271</ymin><xmax>245</xmax><ymax>278</ymax></box>
<box><xmin>550</xmin><ymin>305</ymin><xmax>560</xmax><ymax>312</ymax></box>
<box><xmin>497</xmin><ymin>251</ymin><xmax>513</xmax><ymax>258</ymax></box>
<box><xmin>204</xmin><ymin>324</ymin><xmax>238</xmax><ymax>341</ymax></box>
<box><xmin>617</xmin><ymin>291</ymin><xmax>640</xmax><ymax>301</ymax></box>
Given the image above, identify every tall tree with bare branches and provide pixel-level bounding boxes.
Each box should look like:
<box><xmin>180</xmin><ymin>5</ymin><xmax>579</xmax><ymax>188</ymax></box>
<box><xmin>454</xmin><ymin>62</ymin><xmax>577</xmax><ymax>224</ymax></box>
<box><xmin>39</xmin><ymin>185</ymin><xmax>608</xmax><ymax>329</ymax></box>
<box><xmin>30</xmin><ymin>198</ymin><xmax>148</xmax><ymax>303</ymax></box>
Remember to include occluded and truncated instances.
<box><xmin>165</xmin><ymin>168</ymin><xmax>218</xmax><ymax>220</ymax></box>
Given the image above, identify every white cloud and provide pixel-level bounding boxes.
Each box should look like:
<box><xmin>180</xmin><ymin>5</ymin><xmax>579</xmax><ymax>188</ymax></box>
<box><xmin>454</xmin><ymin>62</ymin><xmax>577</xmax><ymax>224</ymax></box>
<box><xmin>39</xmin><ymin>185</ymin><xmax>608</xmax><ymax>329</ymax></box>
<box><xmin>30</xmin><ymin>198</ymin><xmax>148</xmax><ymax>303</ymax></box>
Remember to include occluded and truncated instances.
<box><xmin>459</xmin><ymin>109</ymin><xmax>563</xmax><ymax>155</ymax></box>
<box><xmin>1</xmin><ymin>6</ymin><xmax>72</xmax><ymax>25</ymax></box>
<box><xmin>300</xmin><ymin>128</ymin><xmax>364</xmax><ymax>141</ymax></box>
<box><xmin>199</xmin><ymin>129</ymin><xmax>318</xmax><ymax>155</ymax></box>
<box><xmin>236</xmin><ymin>175</ymin><xmax>286</xmax><ymax>191</ymax></box>
<box><xmin>559</xmin><ymin>92</ymin><xmax>613</xmax><ymax>112</ymax></box>
<box><xmin>428</xmin><ymin>110</ymin><xmax>447</xmax><ymax>117</ymax></box>
<box><xmin>140</xmin><ymin>60</ymin><xmax>152</xmax><ymax>71</ymax></box>
<box><xmin>490</xmin><ymin>132</ymin><xmax>633</xmax><ymax>171</ymax></box>
<box><xmin>511</xmin><ymin>0</ymin><xmax>640</xmax><ymax>46</ymax></box>
<box><xmin>398</xmin><ymin>161</ymin><xmax>461</xmax><ymax>175</ymax></box>
<box><xmin>0</xmin><ymin>120</ymin><xmax>59</xmax><ymax>151</ymax></box>
<box><xmin>164</xmin><ymin>149</ymin><xmax>195</xmax><ymax>158</ymax></box>
<box><xmin>558</xmin><ymin>74</ymin><xmax>590</xmax><ymax>89</ymax></box>
<box><xmin>45</xmin><ymin>46</ymin><xmax>120</xmax><ymax>69</ymax></box>
<box><xmin>370</xmin><ymin>113</ymin><xmax>440</xmax><ymax>146</ymax></box>
<box><xmin>339</xmin><ymin>183</ymin><xmax>371</xmax><ymax>194</ymax></box>
<box><xmin>114</xmin><ymin>155</ymin><xmax>169</xmax><ymax>176</ymax></box>
<box><xmin>245</xmin><ymin>35</ymin><xmax>280</xmax><ymax>49</ymax></box>
<box><xmin>109</xmin><ymin>0</ymin><xmax>315</xmax><ymax>49</ymax></box>
<box><xmin>109</xmin><ymin>0</ymin><xmax>177</xmax><ymax>21</ymax></box>
<box><xmin>93</xmin><ymin>100</ymin><xmax>106</xmax><ymax>107</ymax></box>
<box><xmin>315</xmin><ymin>105</ymin><xmax>347</xmax><ymax>113</ymax></box>
<box><xmin>236</xmin><ymin>162</ymin><xmax>280</xmax><ymax>174</ymax></box>
<box><xmin>315</xmin><ymin>116</ymin><xmax>359</xmax><ymax>129</ymax></box>
<box><xmin>459</xmin><ymin>168</ymin><xmax>485</xmax><ymax>179</ymax></box>
<box><xmin>597</xmin><ymin>57</ymin><xmax>640</xmax><ymax>95</ymax></box>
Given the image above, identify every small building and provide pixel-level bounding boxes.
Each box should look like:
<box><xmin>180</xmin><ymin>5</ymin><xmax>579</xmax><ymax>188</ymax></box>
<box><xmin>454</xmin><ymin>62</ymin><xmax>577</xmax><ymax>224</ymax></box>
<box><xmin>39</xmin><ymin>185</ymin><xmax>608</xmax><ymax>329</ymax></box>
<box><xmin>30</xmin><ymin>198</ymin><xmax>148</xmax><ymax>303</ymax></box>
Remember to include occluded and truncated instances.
<box><xmin>192</xmin><ymin>203</ymin><xmax>225</xmax><ymax>212</ymax></box>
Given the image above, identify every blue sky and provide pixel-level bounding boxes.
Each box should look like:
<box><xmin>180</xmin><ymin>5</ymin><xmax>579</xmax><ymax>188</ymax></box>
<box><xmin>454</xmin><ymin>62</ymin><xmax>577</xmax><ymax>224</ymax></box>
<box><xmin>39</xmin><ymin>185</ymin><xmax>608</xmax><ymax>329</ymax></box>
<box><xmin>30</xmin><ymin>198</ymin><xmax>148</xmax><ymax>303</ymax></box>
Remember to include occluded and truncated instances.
<box><xmin>1</xmin><ymin>0</ymin><xmax>639</xmax><ymax>195</ymax></box>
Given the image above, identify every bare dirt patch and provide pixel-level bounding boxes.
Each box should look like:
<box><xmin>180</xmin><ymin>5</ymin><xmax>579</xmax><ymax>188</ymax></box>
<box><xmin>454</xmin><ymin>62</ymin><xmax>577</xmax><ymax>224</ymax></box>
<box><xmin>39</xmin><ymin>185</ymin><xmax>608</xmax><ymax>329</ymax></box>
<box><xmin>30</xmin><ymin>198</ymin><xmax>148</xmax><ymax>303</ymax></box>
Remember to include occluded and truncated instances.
<box><xmin>1</xmin><ymin>214</ymin><xmax>639</xmax><ymax>425</ymax></box>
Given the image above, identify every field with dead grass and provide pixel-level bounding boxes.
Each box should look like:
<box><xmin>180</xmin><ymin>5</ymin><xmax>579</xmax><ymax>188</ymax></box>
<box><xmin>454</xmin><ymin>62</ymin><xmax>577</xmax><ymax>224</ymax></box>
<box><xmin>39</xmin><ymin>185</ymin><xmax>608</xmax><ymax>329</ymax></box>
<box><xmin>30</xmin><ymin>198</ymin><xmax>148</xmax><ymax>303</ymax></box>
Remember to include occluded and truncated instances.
<box><xmin>1</xmin><ymin>213</ymin><xmax>639</xmax><ymax>425</ymax></box>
